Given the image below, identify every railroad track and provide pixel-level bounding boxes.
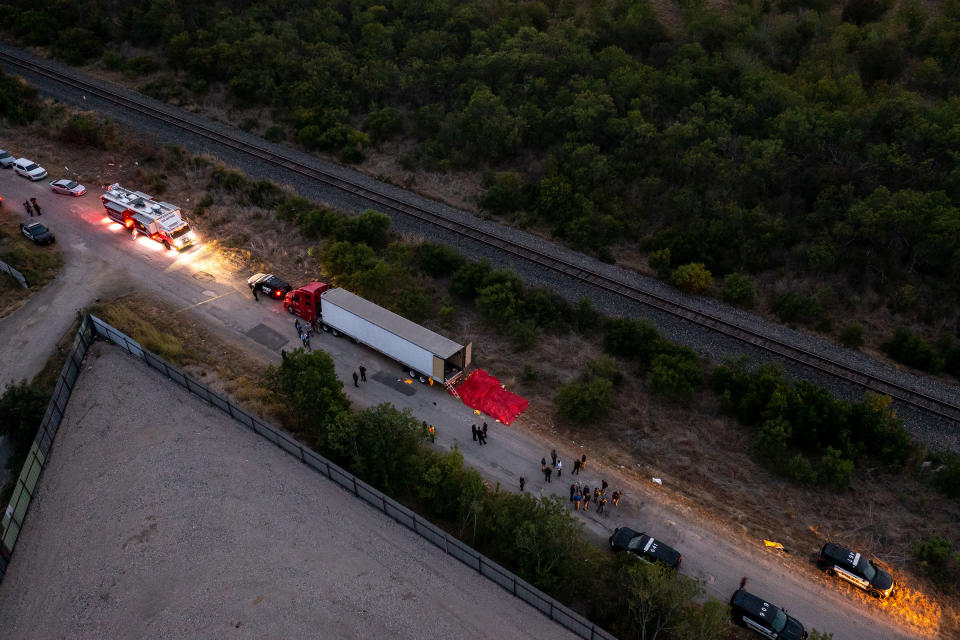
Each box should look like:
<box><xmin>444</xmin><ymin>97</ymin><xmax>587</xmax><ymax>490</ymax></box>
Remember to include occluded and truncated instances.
<box><xmin>4</xmin><ymin>49</ymin><xmax>960</xmax><ymax>425</ymax></box>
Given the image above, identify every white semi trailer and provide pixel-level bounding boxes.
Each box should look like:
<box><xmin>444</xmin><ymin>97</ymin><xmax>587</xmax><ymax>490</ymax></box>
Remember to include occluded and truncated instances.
<box><xmin>284</xmin><ymin>282</ymin><xmax>471</xmax><ymax>385</ymax></box>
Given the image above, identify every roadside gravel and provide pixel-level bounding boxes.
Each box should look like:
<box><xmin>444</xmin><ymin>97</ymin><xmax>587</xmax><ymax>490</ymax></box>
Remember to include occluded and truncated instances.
<box><xmin>1</xmin><ymin>43</ymin><xmax>957</xmax><ymax>451</ymax></box>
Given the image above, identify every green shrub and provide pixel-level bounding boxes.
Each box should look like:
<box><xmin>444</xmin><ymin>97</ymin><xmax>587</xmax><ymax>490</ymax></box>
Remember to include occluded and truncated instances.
<box><xmin>349</xmin><ymin>210</ymin><xmax>392</xmax><ymax>251</ymax></box>
<box><xmin>647</xmin><ymin>349</ymin><xmax>702</xmax><ymax>397</ymax></box>
<box><xmin>299</xmin><ymin>207</ymin><xmax>344</xmax><ymax>239</ymax></box>
<box><xmin>586</xmin><ymin>357</ymin><xmax>624</xmax><ymax>386</ymax></box>
<box><xmin>0</xmin><ymin>69</ymin><xmax>40</xmax><ymax>125</ymax></box>
<box><xmin>818</xmin><ymin>447</ymin><xmax>854</xmax><ymax>492</ymax></box>
<box><xmin>882</xmin><ymin>328</ymin><xmax>943</xmax><ymax>371</ymax></box>
<box><xmin>51</xmin><ymin>27</ymin><xmax>103</xmax><ymax>65</ymax></box>
<box><xmin>320</xmin><ymin>241</ymin><xmax>379</xmax><ymax>278</ymax></box>
<box><xmin>721</xmin><ymin>273</ymin><xmax>755</xmax><ymax>308</ymax></box>
<box><xmin>239</xmin><ymin>117</ymin><xmax>259</xmax><ymax>133</ymax></box>
<box><xmin>125</xmin><ymin>55</ymin><xmax>161</xmax><ymax>77</ymax></box>
<box><xmin>934</xmin><ymin>456</ymin><xmax>960</xmax><ymax>499</ymax></box>
<box><xmin>418</xmin><ymin>242</ymin><xmax>466</xmax><ymax>277</ymax></box>
<box><xmin>889</xmin><ymin>285</ymin><xmax>918</xmax><ymax>312</ymax></box>
<box><xmin>276</xmin><ymin>196</ymin><xmax>311</xmax><ymax>222</ymax></box>
<box><xmin>266</xmin><ymin>349</ymin><xmax>350</xmax><ymax>442</ymax></box>
<box><xmin>772</xmin><ymin>292</ymin><xmax>823</xmax><ymax>325</ymax></box>
<box><xmin>60</xmin><ymin>114</ymin><xmax>117</xmax><ymax>149</ymax></box>
<box><xmin>450</xmin><ymin>261</ymin><xmax>493</xmax><ymax>298</ymax></box>
<box><xmin>755</xmin><ymin>417</ymin><xmax>793</xmax><ymax>461</ymax></box>
<box><xmin>670</xmin><ymin>262</ymin><xmax>712</xmax><ymax>294</ymax></box>
<box><xmin>574</xmin><ymin>297</ymin><xmax>602</xmax><ymax>334</ymax></box>
<box><xmin>556</xmin><ymin>378</ymin><xmax>614</xmax><ymax>423</ymax></box>
<box><xmin>786</xmin><ymin>453</ymin><xmax>818</xmax><ymax>484</ymax></box>
<box><xmin>648</xmin><ymin>248</ymin><xmax>672</xmax><ymax>277</ymax></box>
<box><xmin>0</xmin><ymin>380</ymin><xmax>48</xmax><ymax>473</ymax></box>
<box><xmin>264</xmin><ymin>125</ymin><xmax>286</xmax><ymax>142</ymax></box>
<box><xmin>603</xmin><ymin>318</ymin><xmax>662</xmax><ymax>367</ymax></box>
<box><xmin>912</xmin><ymin>534</ymin><xmax>960</xmax><ymax>593</ymax></box>
<box><xmin>480</xmin><ymin>171</ymin><xmax>526</xmax><ymax>214</ymax></box>
<box><xmin>395</xmin><ymin>286</ymin><xmax>432</xmax><ymax>323</ymax></box>
<box><xmin>363</xmin><ymin>106</ymin><xmax>402</xmax><ymax>143</ymax></box>
<box><xmin>507</xmin><ymin>318</ymin><xmax>541</xmax><ymax>350</ymax></box>
<box><xmin>839</xmin><ymin>325</ymin><xmax>864</xmax><ymax>349</ymax></box>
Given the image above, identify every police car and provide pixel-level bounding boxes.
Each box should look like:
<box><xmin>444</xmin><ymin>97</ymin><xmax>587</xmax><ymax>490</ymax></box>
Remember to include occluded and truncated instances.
<box><xmin>247</xmin><ymin>273</ymin><xmax>292</xmax><ymax>299</ymax></box>
<box><xmin>608</xmin><ymin>527</ymin><xmax>682</xmax><ymax>569</ymax></box>
<box><xmin>730</xmin><ymin>588</ymin><xmax>808</xmax><ymax>639</ymax></box>
<box><xmin>817</xmin><ymin>542</ymin><xmax>894</xmax><ymax>599</ymax></box>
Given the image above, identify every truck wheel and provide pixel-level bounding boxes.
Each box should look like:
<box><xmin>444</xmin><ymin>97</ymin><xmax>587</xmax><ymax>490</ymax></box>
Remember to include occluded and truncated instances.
<box><xmin>163</xmin><ymin>241</ymin><xmax>171</xmax><ymax>251</ymax></box>
<box><xmin>418</xmin><ymin>375</ymin><xmax>427</xmax><ymax>384</ymax></box>
<box><xmin>286</xmin><ymin>305</ymin><xmax>295</xmax><ymax>314</ymax></box>
<box><xmin>331</xmin><ymin>328</ymin><xmax>340</xmax><ymax>337</ymax></box>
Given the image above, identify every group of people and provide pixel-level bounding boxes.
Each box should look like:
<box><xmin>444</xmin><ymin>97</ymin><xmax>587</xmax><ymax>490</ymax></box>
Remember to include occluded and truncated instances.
<box><xmin>471</xmin><ymin>422</ymin><xmax>489</xmax><ymax>445</ymax></box>
<box><xmin>22</xmin><ymin>197</ymin><xmax>41</xmax><ymax>216</ymax></box>
<box><xmin>570</xmin><ymin>479</ymin><xmax>621</xmax><ymax>515</ymax></box>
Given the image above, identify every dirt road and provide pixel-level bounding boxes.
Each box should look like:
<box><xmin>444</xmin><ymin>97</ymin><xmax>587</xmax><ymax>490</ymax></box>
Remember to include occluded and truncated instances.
<box><xmin>0</xmin><ymin>170</ymin><xmax>926</xmax><ymax>639</ymax></box>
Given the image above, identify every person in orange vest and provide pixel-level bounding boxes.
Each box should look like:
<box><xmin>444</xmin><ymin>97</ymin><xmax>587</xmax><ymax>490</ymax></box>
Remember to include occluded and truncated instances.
<box><xmin>429</xmin><ymin>424</ymin><xmax>436</xmax><ymax>443</ymax></box>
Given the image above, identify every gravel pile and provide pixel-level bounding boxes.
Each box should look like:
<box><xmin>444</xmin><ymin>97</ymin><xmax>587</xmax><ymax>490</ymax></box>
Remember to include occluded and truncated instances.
<box><xmin>0</xmin><ymin>343</ymin><xmax>578</xmax><ymax>640</ymax></box>
<box><xmin>2</xmin><ymin>43</ymin><xmax>956</xmax><ymax>451</ymax></box>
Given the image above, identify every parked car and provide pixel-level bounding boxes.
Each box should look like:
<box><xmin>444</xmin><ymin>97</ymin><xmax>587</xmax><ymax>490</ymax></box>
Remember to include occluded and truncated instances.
<box><xmin>248</xmin><ymin>273</ymin><xmax>292</xmax><ymax>299</ymax></box>
<box><xmin>730</xmin><ymin>588</ymin><xmax>808</xmax><ymax>639</ymax></box>
<box><xmin>14</xmin><ymin>158</ymin><xmax>48</xmax><ymax>181</ymax></box>
<box><xmin>608</xmin><ymin>526</ymin><xmax>682</xmax><ymax>569</ymax></box>
<box><xmin>20</xmin><ymin>221</ymin><xmax>55</xmax><ymax>245</ymax></box>
<box><xmin>817</xmin><ymin>542</ymin><xmax>894</xmax><ymax>599</ymax></box>
<box><xmin>49</xmin><ymin>179</ymin><xmax>86</xmax><ymax>196</ymax></box>
<box><xmin>0</xmin><ymin>149</ymin><xmax>15</xmax><ymax>168</ymax></box>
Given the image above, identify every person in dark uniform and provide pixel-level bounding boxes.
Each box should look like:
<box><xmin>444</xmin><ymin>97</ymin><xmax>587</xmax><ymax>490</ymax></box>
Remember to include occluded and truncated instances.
<box><xmin>359</xmin><ymin>366</ymin><xmax>367</xmax><ymax>381</ymax></box>
<box><xmin>472</xmin><ymin>424</ymin><xmax>478</xmax><ymax>441</ymax></box>
<box><xmin>352</xmin><ymin>371</ymin><xmax>359</xmax><ymax>387</ymax></box>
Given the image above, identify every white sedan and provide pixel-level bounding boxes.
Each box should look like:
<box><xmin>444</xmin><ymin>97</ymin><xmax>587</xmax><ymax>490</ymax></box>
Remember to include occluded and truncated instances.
<box><xmin>49</xmin><ymin>179</ymin><xmax>87</xmax><ymax>196</ymax></box>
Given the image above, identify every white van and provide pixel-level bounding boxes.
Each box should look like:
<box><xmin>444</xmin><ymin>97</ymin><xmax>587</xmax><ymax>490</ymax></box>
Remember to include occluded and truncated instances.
<box><xmin>14</xmin><ymin>157</ymin><xmax>48</xmax><ymax>180</ymax></box>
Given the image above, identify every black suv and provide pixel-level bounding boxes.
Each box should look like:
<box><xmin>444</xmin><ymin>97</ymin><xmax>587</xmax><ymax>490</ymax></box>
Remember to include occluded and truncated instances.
<box><xmin>817</xmin><ymin>542</ymin><xmax>894</xmax><ymax>599</ymax></box>
<box><xmin>20</xmin><ymin>222</ymin><xmax>55</xmax><ymax>245</ymax></box>
<box><xmin>247</xmin><ymin>273</ymin><xmax>291</xmax><ymax>299</ymax></box>
<box><xmin>730</xmin><ymin>588</ymin><xmax>808</xmax><ymax>639</ymax></box>
<box><xmin>609</xmin><ymin>527</ymin><xmax>682</xmax><ymax>569</ymax></box>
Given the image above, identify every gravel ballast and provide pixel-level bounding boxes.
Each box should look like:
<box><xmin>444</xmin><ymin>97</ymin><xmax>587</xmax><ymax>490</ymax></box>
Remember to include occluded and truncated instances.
<box><xmin>0</xmin><ymin>343</ymin><xmax>578</xmax><ymax>640</ymax></box>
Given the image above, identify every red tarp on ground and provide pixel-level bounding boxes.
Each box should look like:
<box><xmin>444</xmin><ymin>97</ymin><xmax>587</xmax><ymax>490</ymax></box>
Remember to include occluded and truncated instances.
<box><xmin>453</xmin><ymin>369</ymin><xmax>529</xmax><ymax>425</ymax></box>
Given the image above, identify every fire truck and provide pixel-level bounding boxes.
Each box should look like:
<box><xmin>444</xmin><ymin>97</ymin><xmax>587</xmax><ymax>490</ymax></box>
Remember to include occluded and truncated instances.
<box><xmin>100</xmin><ymin>183</ymin><xmax>197</xmax><ymax>250</ymax></box>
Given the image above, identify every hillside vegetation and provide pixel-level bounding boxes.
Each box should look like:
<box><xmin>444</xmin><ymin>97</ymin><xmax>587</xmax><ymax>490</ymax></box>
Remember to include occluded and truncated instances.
<box><xmin>4</xmin><ymin>0</ymin><xmax>960</xmax><ymax>368</ymax></box>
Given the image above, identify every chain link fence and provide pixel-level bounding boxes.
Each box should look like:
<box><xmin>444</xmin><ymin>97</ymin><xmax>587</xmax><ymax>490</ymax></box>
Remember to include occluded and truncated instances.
<box><xmin>0</xmin><ymin>314</ymin><xmax>617</xmax><ymax>640</ymax></box>
<box><xmin>0</xmin><ymin>257</ymin><xmax>29</xmax><ymax>289</ymax></box>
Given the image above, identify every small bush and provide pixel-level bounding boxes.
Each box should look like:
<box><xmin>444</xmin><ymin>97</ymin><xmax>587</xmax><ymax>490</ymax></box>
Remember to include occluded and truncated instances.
<box><xmin>755</xmin><ymin>417</ymin><xmax>793</xmax><ymax>460</ymax></box>
<box><xmin>264</xmin><ymin>124</ymin><xmax>286</xmax><ymax>142</ymax></box>
<box><xmin>889</xmin><ymin>284</ymin><xmax>918</xmax><ymax>312</ymax></box>
<box><xmin>934</xmin><ymin>456</ymin><xmax>960</xmax><ymax>498</ymax></box>
<box><xmin>418</xmin><ymin>242</ymin><xmax>466</xmax><ymax>278</ymax></box>
<box><xmin>586</xmin><ymin>357</ymin><xmax>624</xmax><ymax>386</ymax></box>
<box><xmin>912</xmin><ymin>534</ymin><xmax>960</xmax><ymax>593</ymax></box>
<box><xmin>60</xmin><ymin>114</ymin><xmax>117</xmax><ymax>149</ymax></box>
<box><xmin>125</xmin><ymin>55</ymin><xmax>161</xmax><ymax>77</ymax></box>
<box><xmin>722</xmin><ymin>273</ymin><xmax>755</xmax><ymax>308</ymax></box>
<box><xmin>882</xmin><ymin>328</ymin><xmax>943</xmax><ymax>371</ymax></box>
<box><xmin>647</xmin><ymin>349</ymin><xmax>702</xmax><ymax>397</ymax></box>
<box><xmin>772</xmin><ymin>292</ymin><xmax>823</xmax><ymax>325</ymax></box>
<box><xmin>818</xmin><ymin>447</ymin><xmax>854</xmax><ymax>492</ymax></box>
<box><xmin>363</xmin><ymin>106</ymin><xmax>402</xmax><ymax>144</ymax></box>
<box><xmin>349</xmin><ymin>210</ymin><xmax>392</xmax><ymax>251</ymax></box>
<box><xmin>786</xmin><ymin>453</ymin><xmax>818</xmax><ymax>484</ymax></box>
<box><xmin>239</xmin><ymin>117</ymin><xmax>259</xmax><ymax>133</ymax></box>
<box><xmin>648</xmin><ymin>247</ymin><xmax>672</xmax><ymax>277</ymax></box>
<box><xmin>508</xmin><ymin>318</ymin><xmax>541</xmax><ymax>350</ymax></box>
<box><xmin>575</xmin><ymin>297</ymin><xmax>602</xmax><ymax>334</ymax></box>
<box><xmin>839</xmin><ymin>325</ymin><xmax>864</xmax><ymax>349</ymax></box>
<box><xmin>480</xmin><ymin>171</ymin><xmax>526</xmax><ymax>214</ymax></box>
<box><xmin>51</xmin><ymin>27</ymin><xmax>103</xmax><ymax>65</ymax></box>
<box><xmin>521</xmin><ymin>364</ymin><xmax>537</xmax><ymax>383</ymax></box>
<box><xmin>556</xmin><ymin>378</ymin><xmax>614</xmax><ymax>423</ymax></box>
<box><xmin>450</xmin><ymin>261</ymin><xmax>493</xmax><ymax>298</ymax></box>
<box><xmin>671</xmin><ymin>262</ymin><xmax>712</xmax><ymax>294</ymax></box>
<box><xmin>603</xmin><ymin>318</ymin><xmax>662</xmax><ymax>366</ymax></box>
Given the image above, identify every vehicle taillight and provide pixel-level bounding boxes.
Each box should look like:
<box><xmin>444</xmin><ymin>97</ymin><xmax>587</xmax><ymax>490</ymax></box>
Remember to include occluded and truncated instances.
<box><xmin>274</xmin><ymin>291</ymin><xmax>282</xmax><ymax>297</ymax></box>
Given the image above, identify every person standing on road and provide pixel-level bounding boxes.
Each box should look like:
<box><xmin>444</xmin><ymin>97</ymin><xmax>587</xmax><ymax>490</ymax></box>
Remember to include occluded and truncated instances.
<box><xmin>582</xmin><ymin>486</ymin><xmax>590</xmax><ymax>511</ymax></box>
<box><xmin>580</xmin><ymin>454</ymin><xmax>587</xmax><ymax>471</ymax></box>
<box><xmin>30</xmin><ymin>198</ymin><xmax>41</xmax><ymax>215</ymax></box>
<box><xmin>352</xmin><ymin>371</ymin><xmax>359</xmax><ymax>387</ymax></box>
<box><xmin>594</xmin><ymin>487</ymin><xmax>601</xmax><ymax>504</ymax></box>
<box><xmin>572</xmin><ymin>458</ymin><xmax>580</xmax><ymax>475</ymax></box>
<box><xmin>574</xmin><ymin>491</ymin><xmax>582</xmax><ymax>511</ymax></box>
<box><xmin>551</xmin><ymin>449</ymin><xmax>557</xmax><ymax>467</ymax></box>
<box><xmin>428</xmin><ymin>425</ymin><xmax>435</xmax><ymax>442</ymax></box>
<box><xmin>23</xmin><ymin>201</ymin><xmax>33</xmax><ymax>217</ymax></box>
<box><xmin>302</xmin><ymin>332</ymin><xmax>312</xmax><ymax>351</ymax></box>
<box><xmin>359</xmin><ymin>366</ymin><xmax>367</xmax><ymax>382</ymax></box>
<box><xmin>252</xmin><ymin>285</ymin><xmax>259</xmax><ymax>301</ymax></box>
<box><xmin>477</xmin><ymin>429</ymin><xmax>487</xmax><ymax>446</ymax></box>
<box><xmin>482</xmin><ymin>422</ymin><xmax>488</xmax><ymax>438</ymax></box>
<box><xmin>601</xmin><ymin>479</ymin><xmax>609</xmax><ymax>493</ymax></box>
<box><xmin>569</xmin><ymin>483</ymin><xmax>576</xmax><ymax>502</ymax></box>
<box><xmin>295</xmin><ymin>319</ymin><xmax>302</xmax><ymax>336</ymax></box>
<box><xmin>541</xmin><ymin>457</ymin><xmax>547</xmax><ymax>472</ymax></box>
<box><xmin>556</xmin><ymin>459</ymin><xmax>562</xmax><ymax>477</ymax></box>
<box><xmin>544</xmin><ymin>466</ymin><xmax>552</xmax><ymax>483</ymax></box>
<box><xmin>612</xmin><ymin>490</ymin><xmax>622</xmax><ymax>507</ymax></box>
<box><xmin>519</xmin><ymin>477</ymin><xmax>526</xmax><ymax>492</ymax></box>
<box><xmin>598</xmin><ymin>496</ymin><xmax>607</xmax><ymax>515</ymax></box>
<box><xmin>472</xmin><ymin>424</ymin><xmax>479</xmax><ymax>442</ymax></box>
<box><xmin>281</xmin><ymin>349</ymin><xmax>287</xmax><ymax>361</ymax></box>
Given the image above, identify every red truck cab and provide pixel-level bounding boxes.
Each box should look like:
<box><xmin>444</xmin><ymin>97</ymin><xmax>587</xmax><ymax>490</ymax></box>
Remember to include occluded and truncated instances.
<box><xmin>283</xmin><ymin>282</ymin><xmax>332</xmax><ymax>323</ymax></box>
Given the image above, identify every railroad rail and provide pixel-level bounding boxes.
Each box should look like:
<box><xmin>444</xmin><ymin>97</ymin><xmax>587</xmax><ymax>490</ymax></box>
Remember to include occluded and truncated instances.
<box><xmin>3</xmin><ymin>49</ymin><xmax>959</xmax><ymax>425</ymax></box>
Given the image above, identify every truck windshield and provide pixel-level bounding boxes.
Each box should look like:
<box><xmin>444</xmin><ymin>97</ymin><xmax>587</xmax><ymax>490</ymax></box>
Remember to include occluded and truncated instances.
<box><xmin>856</xmin><ymin>556</ymin><xmax>877</xmax><ymax>581</ymax></box>
<box><xmin>771</xmin><ymin>609</ymin><xmax>787</xmax><ymax>632</ymax></box>
<box><xmin>170</xmin><ymin>225</ymin><xmax>192</xmax><ymax>239</ymax></box>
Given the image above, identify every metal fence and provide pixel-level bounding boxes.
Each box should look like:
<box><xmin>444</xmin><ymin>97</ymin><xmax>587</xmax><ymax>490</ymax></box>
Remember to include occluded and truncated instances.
<box><xmin>0</xmin><ymin>315</ymin><xmax>94</xmax><ymax>580</ymax></box>
<box><xmin>0</xmin><ymin>257</ymin><xmax>28</xmax><ymax>288</ymax></box>
<box><xmin>0</xmin><ymin>315</ymin><xmax>617</xmax><ymax>640</ymax></box>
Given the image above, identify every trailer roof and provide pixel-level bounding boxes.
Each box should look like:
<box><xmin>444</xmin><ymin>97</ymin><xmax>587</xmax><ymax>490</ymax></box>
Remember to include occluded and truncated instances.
<box><xmin>323</xmin><ymin>287</ymin><xmax>464</xmax><ymax>358</ymax></box>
